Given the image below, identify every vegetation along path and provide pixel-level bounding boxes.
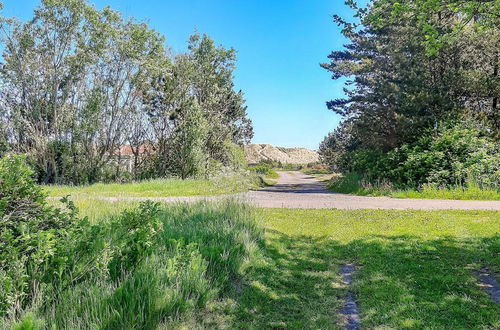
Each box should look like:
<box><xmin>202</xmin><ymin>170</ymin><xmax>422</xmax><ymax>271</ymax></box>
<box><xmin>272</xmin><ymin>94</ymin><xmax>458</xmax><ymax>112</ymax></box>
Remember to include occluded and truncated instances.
<box><xmin>82</xmin><ymin>171</ymin><xmax>500</xmax><ymax>210</ymax></box>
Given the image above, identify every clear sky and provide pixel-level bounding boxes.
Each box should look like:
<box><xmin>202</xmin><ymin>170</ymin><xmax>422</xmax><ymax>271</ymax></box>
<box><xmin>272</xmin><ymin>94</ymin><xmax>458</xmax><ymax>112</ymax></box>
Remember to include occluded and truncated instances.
<box><xmin>1</xmin><ymin>0</ymin><xmax>364</xmax><ymax>150</ymax></box>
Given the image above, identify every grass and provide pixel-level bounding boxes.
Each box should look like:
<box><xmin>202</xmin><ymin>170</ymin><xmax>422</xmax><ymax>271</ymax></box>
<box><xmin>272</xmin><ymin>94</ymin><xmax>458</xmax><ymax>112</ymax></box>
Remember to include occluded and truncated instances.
<box><xmin>3</xmin><ymin>200</ymin><xmax>264</xmax><ymax>329</ymax></box>
<box><xmin>226</xmin><ymin>208</ymin><xmax>499</xmax><ymax>329</ymax></box>
<box><xmin>45</xmin><ymin>200</ymin><xmax>500</xmax><ymax>328</ymax></box>
<box><xmin>328</xmin><ymin>172</ymin><xmax>500</xmax><ymax>200</ymax></box>
<box><xmin>301</xmin><ymin>167</ymin><xmax>332</xmax><ymax>175</ymax></box>
<box><xmin>49</xmin><ymin>197</ymin><xmax>140</xmax><ymax>222</ymax></box>
<box><xmin>43</xmin><ymin>172</ymin><xmax>259</xmax><ymax>198</ymax></box>
<box><xmin>392</xmin><ymin>184</ymin><xmax>500</xmax><ymax>200</ymax></box>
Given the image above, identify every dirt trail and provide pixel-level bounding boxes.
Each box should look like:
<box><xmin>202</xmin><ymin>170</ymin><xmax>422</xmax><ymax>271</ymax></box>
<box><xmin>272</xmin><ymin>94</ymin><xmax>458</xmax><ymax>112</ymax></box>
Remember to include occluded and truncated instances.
<box><xmin>242</xmin><ymin>171</ymin><xmax>500</xmax><ymax>210</ymax></box>
<box><xmin>80</xmin><ymin>171</ymin><xmax>500</xmax><ymax>210</ymax></box>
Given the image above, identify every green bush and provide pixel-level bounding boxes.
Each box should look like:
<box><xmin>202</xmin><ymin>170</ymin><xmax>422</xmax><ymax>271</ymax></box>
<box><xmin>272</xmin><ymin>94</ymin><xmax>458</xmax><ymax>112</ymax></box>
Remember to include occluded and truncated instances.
<box><xmin>223</xmin><ymin>141</ymin><xmax>247</xmax><ymax>170</ymax></box>
<box><xmin>1</xmin><ymin>154</ymin><xmax>264</xmax><ymax>328</ymax></box>
<box><xmin>330</xmin><ymin>122</ymin><xmax>499</xmax><ymax>191</ymax></box>
<box><xmin>387</xmin><ymin>123</ymin><xmax>499</xmax><ymax>188</ymax></box>
<box><xmin>248</xmin><ymin>163</ymin><xmax>279</xmax><ymax>179</ymax></box>
<box><xmin>0</xmin><ymin>154</ymin><xmax>81</xmax><ymax>318</ymax></box>
<box><xmin>327</xmin><ymin>172</ymin><xmax>393</xmax><ymax>196</ymax></box>
<box><xmin>301</xmin><ymin>164</ymin><xmax>331</xmax><ymax>175</ymax></box>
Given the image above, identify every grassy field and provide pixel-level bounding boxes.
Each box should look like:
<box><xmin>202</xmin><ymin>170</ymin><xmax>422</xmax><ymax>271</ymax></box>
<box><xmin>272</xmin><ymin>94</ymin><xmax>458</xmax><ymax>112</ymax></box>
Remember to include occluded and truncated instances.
<box><xmin>46</xmin><ymin>199</ymin><xmax>500</xmax><ymax>329</ymax></box>
<box><xmin>43</xmin><ymin>172</ymin><xmax>259</xmax><ymax>198</ymax></box>
<box><xmin>328</xmin><ymin>173</ymin><xmax>500</xmax><ymax>201</ymax></box>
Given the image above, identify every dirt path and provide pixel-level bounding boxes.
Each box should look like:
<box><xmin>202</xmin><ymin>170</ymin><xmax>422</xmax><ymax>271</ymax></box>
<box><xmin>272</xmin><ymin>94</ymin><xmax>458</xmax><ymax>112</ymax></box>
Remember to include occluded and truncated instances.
<box><xmin>244</xmin><ymin>171</ymin><xmax>500</xmax><ymax>210</ymax></box>
<box><xmin>75</xmin><ymin>171</ymin><xmax>500</xmax><ymax>210</ymax></box>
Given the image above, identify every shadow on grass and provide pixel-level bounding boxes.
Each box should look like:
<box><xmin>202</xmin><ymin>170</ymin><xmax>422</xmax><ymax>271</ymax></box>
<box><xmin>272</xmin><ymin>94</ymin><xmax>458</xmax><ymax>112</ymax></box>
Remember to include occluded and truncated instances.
<box><xmin>227</xmin><ymin>231</ymin><xmax>500</xmax><ymax>329</ymax></box>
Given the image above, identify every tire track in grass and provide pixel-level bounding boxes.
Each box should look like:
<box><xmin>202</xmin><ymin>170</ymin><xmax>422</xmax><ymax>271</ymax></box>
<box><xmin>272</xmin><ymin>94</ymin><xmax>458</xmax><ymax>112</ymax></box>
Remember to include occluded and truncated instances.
<box><xmin>340</xmin><ymin>263</ymin><xmax>360</xmax><ymax>330</ymax></box>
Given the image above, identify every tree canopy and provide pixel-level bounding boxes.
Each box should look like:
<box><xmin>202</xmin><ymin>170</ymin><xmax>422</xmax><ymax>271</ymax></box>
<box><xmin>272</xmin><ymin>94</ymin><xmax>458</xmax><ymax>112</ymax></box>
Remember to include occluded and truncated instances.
<box><xmin>320</xmin><ymin>0</ymin><xmax>499</xmax><ymax>188</ymax></box>
<box><xmin>0</xmin><ymin>0</ymin><xmax>252</xmax><ymax>184</ymax></box>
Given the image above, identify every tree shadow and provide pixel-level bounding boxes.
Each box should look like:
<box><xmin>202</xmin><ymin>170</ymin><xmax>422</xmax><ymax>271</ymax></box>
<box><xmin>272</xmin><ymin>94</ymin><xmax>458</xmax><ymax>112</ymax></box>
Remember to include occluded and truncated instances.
<box><xmin>226</xmin><ymin>231</ymin><xmax>500</xmax><ymax>329</ymax></box>
<box><xmin>256</xmin><ymin>182</ymin><xmax>331</xmax><ymax>194</ymax></box>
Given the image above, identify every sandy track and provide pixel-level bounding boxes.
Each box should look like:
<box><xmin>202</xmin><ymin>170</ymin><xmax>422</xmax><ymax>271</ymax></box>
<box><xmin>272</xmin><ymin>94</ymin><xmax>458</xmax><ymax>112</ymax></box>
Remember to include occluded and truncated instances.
<box><xmin>244</xmin><ymin>171</ymin><xmax>500</xmax><ymax>210</ymax></box>
<box><xmin>83</xmin><ymin>171</ymin><xmax>500</xmax><ymax>210</ymax></box>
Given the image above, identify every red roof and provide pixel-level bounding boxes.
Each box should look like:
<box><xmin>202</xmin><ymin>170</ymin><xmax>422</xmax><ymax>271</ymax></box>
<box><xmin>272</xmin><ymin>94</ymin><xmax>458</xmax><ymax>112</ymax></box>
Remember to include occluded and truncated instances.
<box><xmin>116</xmin><ymin>144</ymin><xmax>153</xmax><ymax>155</ymax></box>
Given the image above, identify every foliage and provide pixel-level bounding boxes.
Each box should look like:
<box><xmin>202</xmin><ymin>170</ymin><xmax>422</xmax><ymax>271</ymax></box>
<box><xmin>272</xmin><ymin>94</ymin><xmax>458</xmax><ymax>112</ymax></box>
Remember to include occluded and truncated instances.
<box><xmin>367</xmin><ymin>0</ymin><xmax>500</xmax><ymax>56</ymax></box>
<box><xmin>323</xmin><ymin>0</ymin><xmax>498</xmax><ymax>141</ymax></box>
<box><xmin>326</xmin><ymin>122</ymin><xmax>500</xmax><ymax>195</ymax></box>
<box><xmin>320</xmin><ymin>0</ymin><xmax>499</xmax><ymax>191</ymax></box>
<box><xmin>142</xmin><ymin>32</ymin><xmax>253</xmax><ymax>179</ymax></box>
<box><xmin>0</xmin><ymin>0</ymin><xmax>252</xmax><ymax>184</ymax></box>
<box><xmin>169</xmin><ymin>100</ymin><xmax>208</xmax><ymax>179</ymax></box>
<box><xmin>388</xmin><ymin>123</ymin><xmax>500</xmax><ymax>188</ymax></box>
<box><xmin>247</xmin><ymin>163</ymin><xmax>279</xmax><ymax>179</ymax></box>
<box><xmin>0</xmin><ymin>0</ymin><xmax>166</xmax><ymax>184</ymax></box>
<box><xmin>222</xmin><ymin>140</ymin><xmax>248</xmax><ymax>171</ymax></box>
<box><xmin>1</xmin><ymin>155</ymin><xmax>264</xmax><ymax>328</ymax></box>
<box><xmin>0</xmin><ymin>154</ymin><xmax>81</xmax><ymax>318</ymax></box>
<box><xmin>301</xmin><ymin>164</ymin><xmax>332</xmax><ymax>174</ymax></box>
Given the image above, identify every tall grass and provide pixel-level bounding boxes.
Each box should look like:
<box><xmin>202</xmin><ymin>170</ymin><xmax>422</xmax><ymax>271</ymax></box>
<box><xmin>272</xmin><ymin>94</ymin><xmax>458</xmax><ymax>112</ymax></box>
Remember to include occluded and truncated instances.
<box><xmin>328</xmin><ymin>172</ymin><xmax>500</xmax><ymax>200</ymax></box>
<box><xmin>2</xmin><ymin>200</ymin><xmax>263</xmax><ymax>329</ymax></box>
<box><xmin>43</xmin><ymin>172</ymin><xmax>259</xmax><ymax>198</ymax></box>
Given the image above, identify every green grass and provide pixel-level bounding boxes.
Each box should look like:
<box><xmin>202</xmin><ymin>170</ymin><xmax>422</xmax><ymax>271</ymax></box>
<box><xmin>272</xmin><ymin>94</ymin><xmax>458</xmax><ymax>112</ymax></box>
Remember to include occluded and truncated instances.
<box><xmin>22</xmin><ymin>199</ymin><xmax>500</xmax><ymax>328</ymax></box>
<box><xmin>391</xmin><ymin>184</ymin><xmax>500</xmax><ymax>200</ymax></box>
<box><xmin>328</xmin><ymin>172</ymin><xmax>500</xmax><ymax>200</ymax></box>
<box><xmin>265</xmin><ymin>169</ymin><xmax>279</xmax><ymax>179</ymax></box>
<box><xmin>301</xmin><ymin>167</ymin><xmax>332</xmax><ymax>175</ymax></box>
<box><xmin>49</xmin><ymin>197</ymin><xmax>140</xmax><ymax>222</ymax></box>
<box><xmin>3</xmin><ymin>200</ymin><xmax>264</xmax><ymax>329</ymax></box>
<box><xmin>43</xmin><ymin>172</ymin><xmax>258</xmax><ymax>198</ymax></box>
<box><xmin>226</xmin><ymin>208</ymin><xmax>499</xmax><ymax>329</ymax></box>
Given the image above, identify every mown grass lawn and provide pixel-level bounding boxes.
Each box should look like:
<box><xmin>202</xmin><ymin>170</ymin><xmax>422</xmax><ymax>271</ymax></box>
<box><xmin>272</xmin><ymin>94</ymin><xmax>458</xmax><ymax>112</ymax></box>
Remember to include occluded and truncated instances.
<box><xmin>227</xmin><ymin>208</ymin><xmax>499</xmax><ymax>329</ymax></box>
<box><xmin>68</xmin><ymin>199</ymin><xmax>500</xmax><ymax>329</ymax></box>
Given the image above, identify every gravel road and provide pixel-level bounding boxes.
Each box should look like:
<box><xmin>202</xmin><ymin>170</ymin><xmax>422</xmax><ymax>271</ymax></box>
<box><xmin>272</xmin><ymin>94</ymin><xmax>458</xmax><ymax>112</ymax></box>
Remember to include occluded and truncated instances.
<box><xmin>243</xmin><ymin>171</ymin><xmax>500</xmax><ymax>210</ymax></box>
<box><xmin>92</xmin><ymin>171</ymin><xmax>500</xmax><ymax>210</ymax></box>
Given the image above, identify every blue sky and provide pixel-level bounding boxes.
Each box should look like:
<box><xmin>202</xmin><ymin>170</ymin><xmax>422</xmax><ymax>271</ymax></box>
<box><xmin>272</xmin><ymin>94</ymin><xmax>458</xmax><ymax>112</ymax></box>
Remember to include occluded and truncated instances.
<box><xmin>1</xmin><ymin>0</ymin><xmax>363</xmax><ymax>149</ymax></box>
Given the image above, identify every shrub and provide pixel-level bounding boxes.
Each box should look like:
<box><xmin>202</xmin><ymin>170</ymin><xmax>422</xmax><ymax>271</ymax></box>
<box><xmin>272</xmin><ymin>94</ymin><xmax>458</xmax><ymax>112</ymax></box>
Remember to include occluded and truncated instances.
<box><xmin>302</xmin><ymin>164</ymin><xmax>332</xmax><ymax>175</ymax></box>
<box><xmin>327</xmin><ymin>172</ymin><xmax>393</xmax><ymax>195</ymax></box>
<box><xmin>328</xmin><ymin>122</ymin><xmax>499</xmax><ymax>191</ymax></box>
<box><xmin>387</xmin><ymin>123</ymin><xmax>499</xmax><ymax>188</ymax></box>
<box><xmin>1</xmin><ymin>155</ymin><xmax>263</xmax><ymax>328</ymax></box>
<box><xmin>222</xmin><ymin>141</ymin><xmax>247</xmax><ymax>170</ymax></box>
<box><xmin>248</xmin><ymin>163</ymin><xmax>279</xmax><ymax>178</ymax></box>
<box><xmin>0</xmin><ymin>154</ymin><xmax>81</xmax><ymax>318</ymax></box>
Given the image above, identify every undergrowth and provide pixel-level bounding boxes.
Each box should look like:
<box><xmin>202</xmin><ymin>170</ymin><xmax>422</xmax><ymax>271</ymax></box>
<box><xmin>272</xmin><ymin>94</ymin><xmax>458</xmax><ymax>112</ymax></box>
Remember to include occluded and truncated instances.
<box><xmin>1</xmin><ymin>153</ymin><xmax>264</xmax><ymax>329</ymax></box>
<box><xmin>328</xmin><ymin>172</ymin><xmax>500</xmax><ymax>200</ymax></box>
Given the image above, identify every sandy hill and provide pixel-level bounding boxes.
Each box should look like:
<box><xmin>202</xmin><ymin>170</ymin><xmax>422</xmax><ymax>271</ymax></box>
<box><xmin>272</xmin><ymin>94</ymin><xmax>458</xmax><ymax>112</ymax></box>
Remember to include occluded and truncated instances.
<box><xmin>244</xmin><ymin>144</ymin><xmax>319</xmax><ymax>165</ymax></box>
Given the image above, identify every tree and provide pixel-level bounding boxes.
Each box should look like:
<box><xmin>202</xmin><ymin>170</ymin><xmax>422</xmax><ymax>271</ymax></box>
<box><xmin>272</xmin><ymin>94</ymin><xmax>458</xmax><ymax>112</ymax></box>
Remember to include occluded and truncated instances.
<box><xmin>143</xmin><ymin>33</ymin><xmax>253</xmax><ymax>178</ymax></box>
<box><xmin>321</xmin><ymin>0</ymin><xmax>499</xmax><ymax>150</ymax></box>
<box><xmin>0</xmin><ymin>2</ymin><xmax>252</xmax><ymax>183</ymax></box>
<box><xmin>169</xmin><ymin>100</ymin><xmax>208</xmax><ymax>179</ymax></box>
<box><xmin>0</xmin><ymin>0</ymin><xmax>165</xmax><ymax>183</ymax></box>
<box><xmin>320</xmin><ymin>0</ymin><xmax>499</xmax><ymax>184</ymax></box>
<box><xmin>186</xmin><ymin>33</ymin><xmax>253</xmax><ymax>173</ymax></box>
